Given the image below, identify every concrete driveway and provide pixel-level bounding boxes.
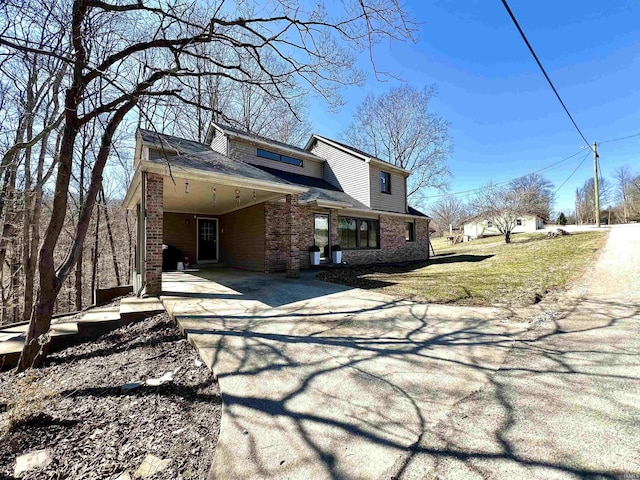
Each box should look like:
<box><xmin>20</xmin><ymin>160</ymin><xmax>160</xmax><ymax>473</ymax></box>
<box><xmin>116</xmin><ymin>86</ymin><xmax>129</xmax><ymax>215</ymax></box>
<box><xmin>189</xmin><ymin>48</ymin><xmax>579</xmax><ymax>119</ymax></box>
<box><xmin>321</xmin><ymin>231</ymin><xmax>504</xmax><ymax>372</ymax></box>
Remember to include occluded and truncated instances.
<box><xmin>161</xmin><ymin>268</ymin><xmax>522</xmax><ymax>479</ymax></box>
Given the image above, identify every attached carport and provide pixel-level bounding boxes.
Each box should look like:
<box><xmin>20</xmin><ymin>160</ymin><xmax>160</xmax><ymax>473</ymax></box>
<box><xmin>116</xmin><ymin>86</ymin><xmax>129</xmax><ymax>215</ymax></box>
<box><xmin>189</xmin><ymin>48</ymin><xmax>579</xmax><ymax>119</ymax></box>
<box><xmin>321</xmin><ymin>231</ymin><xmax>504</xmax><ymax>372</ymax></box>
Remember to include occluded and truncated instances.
<box><xmin>122</xmin><ymin>151</ymin><xmax>306</xmax><ymax>296</ymax></box>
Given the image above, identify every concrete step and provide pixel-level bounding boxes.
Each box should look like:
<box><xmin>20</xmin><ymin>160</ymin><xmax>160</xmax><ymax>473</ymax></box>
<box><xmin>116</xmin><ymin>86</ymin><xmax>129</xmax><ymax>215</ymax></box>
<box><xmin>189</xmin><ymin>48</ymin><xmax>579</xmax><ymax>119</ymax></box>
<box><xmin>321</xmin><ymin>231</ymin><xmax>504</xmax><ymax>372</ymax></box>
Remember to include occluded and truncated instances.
<box><xmin>0</xmin><ymin>322</ymin><xmax>80</xmax><ymax>369</ymax></box>
<box><xmin>1</xmin><ymin>298</ymin><xmax>165</xmax><ymax>369</ymax></box>
<box><xmin>119</xmin><ymin>298</ymin><xmax>164</xmax><ymax>323</ymax></box>
<box><xmin>77</xmin><ymin>306</ymin><xmax>121</xmax><ymax>340</ymax></box>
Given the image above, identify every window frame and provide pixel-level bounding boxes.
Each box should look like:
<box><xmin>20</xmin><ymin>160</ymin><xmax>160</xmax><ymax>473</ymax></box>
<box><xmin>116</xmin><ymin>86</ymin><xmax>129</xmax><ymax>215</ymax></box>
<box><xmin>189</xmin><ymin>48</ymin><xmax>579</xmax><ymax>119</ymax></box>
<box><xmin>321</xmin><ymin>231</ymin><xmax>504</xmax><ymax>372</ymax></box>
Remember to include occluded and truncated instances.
<box><xmin>338</xmin><ymin>216</ymin><xmax>380</xmax><ymax>250</ymax></box>
<box><xmin>380</xmin><ymin>171</ymin><xmax>391</xmax><ymax>194</ymax></box>
<box><xmin>405</xmin><ymin>222</ymin><xmax>415</xmax><ymax>242</ymax></box>
<box><xmin>256</xmin><ymin>148</ymin><xmax>303</xmax><ymax>167</ymax></box>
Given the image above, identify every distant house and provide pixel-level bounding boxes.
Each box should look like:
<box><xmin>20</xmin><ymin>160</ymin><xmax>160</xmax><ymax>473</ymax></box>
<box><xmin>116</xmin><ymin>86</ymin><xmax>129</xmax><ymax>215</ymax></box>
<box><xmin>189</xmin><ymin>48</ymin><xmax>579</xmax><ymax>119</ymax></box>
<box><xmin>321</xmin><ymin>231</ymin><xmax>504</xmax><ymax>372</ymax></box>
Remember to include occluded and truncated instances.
<box><xmin>462</xmin><ymin>214</ymin><xmax>544</xmax><ymax>239</ymax></box>
<box><xmin>123</xmin><ymin>123</ymin><xmax>431</xmax><ymax>295</ymax></box>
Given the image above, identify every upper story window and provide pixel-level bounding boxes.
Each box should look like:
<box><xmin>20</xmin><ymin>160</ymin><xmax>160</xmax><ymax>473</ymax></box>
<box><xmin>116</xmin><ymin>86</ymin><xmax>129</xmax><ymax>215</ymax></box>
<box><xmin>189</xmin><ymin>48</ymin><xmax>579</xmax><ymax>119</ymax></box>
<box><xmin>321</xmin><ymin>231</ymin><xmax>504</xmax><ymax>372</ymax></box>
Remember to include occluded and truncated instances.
<box><xmin>257</xmin><ymin>148</ymin><xmax>303</xmax><ymax>167</ymax></box>
<box><xmin>380</xmin><ymin>171</ymin><xmax>391</xmax><ymax>194</ymax></box>
<box><xmin>516</xmin><ymin>219</ymin><xmax>523</xmax><ymax>226</ymax></box>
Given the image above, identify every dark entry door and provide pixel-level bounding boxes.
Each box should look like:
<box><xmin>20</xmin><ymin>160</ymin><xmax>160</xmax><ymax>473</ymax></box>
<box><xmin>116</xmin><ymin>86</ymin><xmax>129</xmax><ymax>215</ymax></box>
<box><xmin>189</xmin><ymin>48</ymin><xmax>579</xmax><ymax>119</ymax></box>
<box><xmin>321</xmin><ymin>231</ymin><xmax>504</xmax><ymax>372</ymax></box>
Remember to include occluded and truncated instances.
<box><xmin>197</xmin><ymin>218</ymin><xmax>218</xmax><ymax>262</ymax></box>
<box><xmin>314</xmin><ymin>214</ymin><xmax>329</xmax><ymax>259</ymax></box>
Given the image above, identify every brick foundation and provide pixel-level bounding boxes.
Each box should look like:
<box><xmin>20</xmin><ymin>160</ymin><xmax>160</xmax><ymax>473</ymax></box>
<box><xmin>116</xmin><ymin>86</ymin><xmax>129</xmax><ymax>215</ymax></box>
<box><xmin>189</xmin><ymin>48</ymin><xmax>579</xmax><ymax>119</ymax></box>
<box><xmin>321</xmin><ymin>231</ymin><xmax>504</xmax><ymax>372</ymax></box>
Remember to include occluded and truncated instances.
<box><xmin>144</xmin><ymin>173</ymin><xmax>163</xmax><ymax>295</ymax></box>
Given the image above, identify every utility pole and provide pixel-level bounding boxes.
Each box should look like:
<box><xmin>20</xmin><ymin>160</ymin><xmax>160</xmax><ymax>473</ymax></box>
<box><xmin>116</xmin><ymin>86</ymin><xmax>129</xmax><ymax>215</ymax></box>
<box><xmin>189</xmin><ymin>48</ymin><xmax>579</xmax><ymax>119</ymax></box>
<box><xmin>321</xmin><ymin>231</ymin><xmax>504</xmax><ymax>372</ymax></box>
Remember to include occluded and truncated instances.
<box><xmin>593</xmin><ymin>142</ymin><xmax>600</xmax><ymax>228</ymax></box>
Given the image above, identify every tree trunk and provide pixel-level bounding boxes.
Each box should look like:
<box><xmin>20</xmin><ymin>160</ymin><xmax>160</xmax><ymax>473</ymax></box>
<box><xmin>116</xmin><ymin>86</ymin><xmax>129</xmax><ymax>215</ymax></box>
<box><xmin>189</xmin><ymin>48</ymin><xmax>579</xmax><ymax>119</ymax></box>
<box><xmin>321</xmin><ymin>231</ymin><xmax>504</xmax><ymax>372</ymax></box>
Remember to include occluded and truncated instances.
<box><xmin>91</xmin><ymin>203</ymin><xmax>101</xmax><ymax>302</ymax></box>
<box><xmin>101</xmin><ymin>188</ymin><xmax>121</xmax><ymax>285</ymax></box>
<box><xmin>505</xmin><ymin>231</ymin><xmax>511</xmax><ymax>244</ymax></box>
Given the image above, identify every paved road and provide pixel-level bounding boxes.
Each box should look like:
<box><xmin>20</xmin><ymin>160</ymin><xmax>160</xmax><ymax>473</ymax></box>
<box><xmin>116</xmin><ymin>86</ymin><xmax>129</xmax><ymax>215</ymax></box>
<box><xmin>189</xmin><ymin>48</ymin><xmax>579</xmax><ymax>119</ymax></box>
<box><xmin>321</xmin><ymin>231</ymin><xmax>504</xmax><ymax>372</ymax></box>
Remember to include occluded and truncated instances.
<box><xmin>394</xmin><ymin>224</ymin><xmax>640</xmax><ymax>479</ymax></box>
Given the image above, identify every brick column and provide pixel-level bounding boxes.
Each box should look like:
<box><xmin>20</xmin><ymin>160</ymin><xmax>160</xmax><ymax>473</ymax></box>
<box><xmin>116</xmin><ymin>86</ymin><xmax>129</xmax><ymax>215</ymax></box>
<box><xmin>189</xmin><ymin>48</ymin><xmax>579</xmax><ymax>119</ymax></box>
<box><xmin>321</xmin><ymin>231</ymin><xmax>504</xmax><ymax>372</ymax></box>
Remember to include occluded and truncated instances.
<box><xmin>285</xmin><ymin>194</ymin><xmax>300</xmax><ymax>278</ymax></box>
<box><xmin>144</xmin><ymin>173</ymin><xmax>163</xmax><ymax>295</ymax></box>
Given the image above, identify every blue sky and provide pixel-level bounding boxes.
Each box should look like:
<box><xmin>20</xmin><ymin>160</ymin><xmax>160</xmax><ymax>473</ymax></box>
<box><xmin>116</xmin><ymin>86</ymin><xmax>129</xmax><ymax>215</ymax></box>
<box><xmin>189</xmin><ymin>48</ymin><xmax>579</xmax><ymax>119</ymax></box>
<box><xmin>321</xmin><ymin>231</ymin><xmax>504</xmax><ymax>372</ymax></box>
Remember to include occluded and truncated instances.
<box><xmin>309</xmin><ymin>0</ymin><xmax>640</xmax><ymax>215</ymax></box>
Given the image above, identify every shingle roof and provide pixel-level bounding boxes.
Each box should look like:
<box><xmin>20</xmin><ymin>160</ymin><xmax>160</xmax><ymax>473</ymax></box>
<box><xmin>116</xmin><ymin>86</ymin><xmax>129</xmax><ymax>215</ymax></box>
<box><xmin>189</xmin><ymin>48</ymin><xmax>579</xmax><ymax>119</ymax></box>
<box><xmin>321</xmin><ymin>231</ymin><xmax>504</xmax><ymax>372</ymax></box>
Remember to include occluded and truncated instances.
<box><xmin>253</xmin><ymin>165</ymin><xmax>370</xmax><ymax>210</ymax></box>
<box><xmin>139</xmin><ymin>129</ymin><xmax>212</xmax><ymax>155</ymax></box>
<box><xmin>146</xmin><ymin>150</ymin><xmax>295</xmax><ymax>187</ymax></box>
<box><xmin>408</xmin><ymin>206</ymin><xmax>429</xmax><ymax>217</ymax></box>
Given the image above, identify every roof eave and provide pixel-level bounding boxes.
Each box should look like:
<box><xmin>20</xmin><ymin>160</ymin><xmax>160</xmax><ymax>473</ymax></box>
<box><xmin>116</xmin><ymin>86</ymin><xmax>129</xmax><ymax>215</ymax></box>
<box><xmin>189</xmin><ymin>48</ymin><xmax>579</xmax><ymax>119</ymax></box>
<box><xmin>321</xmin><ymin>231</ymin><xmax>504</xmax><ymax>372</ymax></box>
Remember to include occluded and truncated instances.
<box><xmin>309</xmin><ymin>135</ymin><xmax>411</xmax><ymax>176</ymax></box>
<box><xmin>302</xmin><ymin>199</ymin><xmax>353</xmax><ymax>209</ymax></box>
<box><xmin>141</xmin><ymin>160</ymin><xmax>308</xmax><ymax>195</ymax></box>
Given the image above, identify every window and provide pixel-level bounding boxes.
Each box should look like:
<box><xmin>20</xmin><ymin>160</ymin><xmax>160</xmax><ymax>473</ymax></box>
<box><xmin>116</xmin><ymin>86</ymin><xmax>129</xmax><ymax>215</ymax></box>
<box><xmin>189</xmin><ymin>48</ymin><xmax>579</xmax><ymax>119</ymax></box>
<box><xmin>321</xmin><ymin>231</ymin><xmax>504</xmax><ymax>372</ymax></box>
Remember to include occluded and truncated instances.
<box><xmin>487</xmin><ymin>221</ymin><xmax>493</xmax><ymax>228</ymax></box>
<box><xmin>516</xmin><ymin>219</ymin><xmax>523</xmax><ymax>226</ymax></box>
<box><xmin>380</xmin><ymin>171</ymin><xmax>391</xmax><ymax>193</ymax></box>
<box><xmin>405</xmin><ymin>222</ymin><xmax>415</xmax><ymax>242</ymax></box>
<box><xmin>338</xmin><ymin>217</ymin><xmax>357</xmax><ymax>249</ymax></box>
<box><xmin>338</xmin><ymin>217</ymin><xmax>379</xmax><ymax>249</ymax></box>
<box><xmin>257</xmin><ymin>148</ymin><xmax>303</xmax><ymax>167</ymax></box>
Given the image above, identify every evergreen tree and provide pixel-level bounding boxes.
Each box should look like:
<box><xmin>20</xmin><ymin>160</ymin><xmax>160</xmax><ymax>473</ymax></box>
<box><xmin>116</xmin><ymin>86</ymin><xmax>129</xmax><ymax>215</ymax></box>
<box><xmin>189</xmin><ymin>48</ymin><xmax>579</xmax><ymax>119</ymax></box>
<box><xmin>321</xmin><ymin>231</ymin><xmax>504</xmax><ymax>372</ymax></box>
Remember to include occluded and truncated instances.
<box><xmin>557</xmin><ymin>212</ymin><xmax>568</xmax><ymax>226</ymax></box>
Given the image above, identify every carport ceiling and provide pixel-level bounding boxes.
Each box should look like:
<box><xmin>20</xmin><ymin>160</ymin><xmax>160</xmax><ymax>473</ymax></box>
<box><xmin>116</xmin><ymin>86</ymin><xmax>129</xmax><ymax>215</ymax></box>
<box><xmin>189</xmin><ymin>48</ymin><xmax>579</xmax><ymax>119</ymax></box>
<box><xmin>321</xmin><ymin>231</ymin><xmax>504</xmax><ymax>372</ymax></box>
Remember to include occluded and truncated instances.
<box><xmin>163</xmin><ymin>177</ymin><xmax>283</xmax><ymax>215</ymax></box>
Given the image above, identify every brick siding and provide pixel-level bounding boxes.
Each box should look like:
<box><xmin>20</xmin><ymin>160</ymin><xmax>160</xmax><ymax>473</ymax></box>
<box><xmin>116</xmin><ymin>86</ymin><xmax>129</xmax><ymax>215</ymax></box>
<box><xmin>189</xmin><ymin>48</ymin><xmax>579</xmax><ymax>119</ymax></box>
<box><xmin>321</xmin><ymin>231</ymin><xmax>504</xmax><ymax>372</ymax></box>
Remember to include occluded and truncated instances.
<box><xmin>341</xmin><ymin>216</ymin><xmax>430</xmax><ymax>265</ymax></box>
<box><xmin>265</xmin><ymin>203</ymin><xmax>430</xmax><ymax>270</ymax></box>
<box><xmin>144</xmin><ymin>173</ymin><xmax>163</xmax><ymax>295</ymax></box>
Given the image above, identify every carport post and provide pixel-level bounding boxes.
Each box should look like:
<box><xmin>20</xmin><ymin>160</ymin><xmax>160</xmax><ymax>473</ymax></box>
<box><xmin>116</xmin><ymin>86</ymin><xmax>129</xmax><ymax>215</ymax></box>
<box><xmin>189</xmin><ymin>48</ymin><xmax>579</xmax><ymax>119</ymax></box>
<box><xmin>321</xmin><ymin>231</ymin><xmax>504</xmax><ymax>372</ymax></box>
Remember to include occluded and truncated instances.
<box><xmin>144</xmin><ymin>172</ymin><xmax>164</xmax><ymax>295</ymax></box>
<box><xmin>285</xmin><ymin>194</ymin><xmax>300</xmax><ymax>278</ymax></box>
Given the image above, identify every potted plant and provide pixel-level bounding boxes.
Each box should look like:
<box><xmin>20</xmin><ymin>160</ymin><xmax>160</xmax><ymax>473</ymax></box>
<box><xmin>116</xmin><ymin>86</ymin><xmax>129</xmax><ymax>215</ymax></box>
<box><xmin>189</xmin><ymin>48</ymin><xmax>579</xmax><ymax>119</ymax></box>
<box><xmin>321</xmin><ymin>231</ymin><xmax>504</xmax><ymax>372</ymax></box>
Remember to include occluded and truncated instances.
<box><xmin>331</xmin><ymin>245</ymin><xmax>342</xmax><ymax>264</ymax></box>
<box><xmin>309</xmin><ymin>245</ymin><xmax>321</xmax><ymax>266</ymax></box>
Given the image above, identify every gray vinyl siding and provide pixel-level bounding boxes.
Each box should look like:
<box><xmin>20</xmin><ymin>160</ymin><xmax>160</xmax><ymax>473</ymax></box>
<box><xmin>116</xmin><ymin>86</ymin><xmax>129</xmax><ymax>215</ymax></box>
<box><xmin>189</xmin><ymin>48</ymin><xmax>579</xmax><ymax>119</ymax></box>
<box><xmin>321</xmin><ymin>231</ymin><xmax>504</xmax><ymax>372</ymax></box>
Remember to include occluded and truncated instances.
<box><xmin>311</xmin><ymin>140</ymin><xmax>371</xmax><ymax>207</ymax></box>
<box><xmin>228</xmin><ymin>139</ymin><xmax>323</xmax><ymax>178</ymax></box>
<box><xmin>210</xmin><ymin>130</ymin><xmax>228</xmax><ymax>155</ymax></box>
<box><xmin>369</xmin><ymin>164</ymin><xmax>407</xmax><ymax>213</ymax></box>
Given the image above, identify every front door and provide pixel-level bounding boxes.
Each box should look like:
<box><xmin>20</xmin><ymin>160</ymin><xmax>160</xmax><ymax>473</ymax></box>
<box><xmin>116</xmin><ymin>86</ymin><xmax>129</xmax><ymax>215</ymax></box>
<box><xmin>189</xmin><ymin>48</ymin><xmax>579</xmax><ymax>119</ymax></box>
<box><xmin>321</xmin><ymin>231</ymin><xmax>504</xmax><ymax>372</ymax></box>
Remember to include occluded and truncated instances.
<box><xmin>314</xmin><ymin>214</ymin><xmax>329</xmax><ymax>259</ymax></box>
<box><xmin>197</xmin><ymin>218</ymin><xmax>218</xmax><ymax>263</ymax></box>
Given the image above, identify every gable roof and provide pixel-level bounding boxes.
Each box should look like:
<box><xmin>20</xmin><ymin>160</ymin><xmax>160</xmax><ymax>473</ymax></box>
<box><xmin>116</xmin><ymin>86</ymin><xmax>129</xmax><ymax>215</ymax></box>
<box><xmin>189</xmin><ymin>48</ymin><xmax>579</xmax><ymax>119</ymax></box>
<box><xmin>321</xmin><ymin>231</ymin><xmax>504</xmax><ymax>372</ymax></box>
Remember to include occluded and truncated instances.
<box><xmin>306</xmin><ymin>134</ymin><xmax>411</xmax><ymax>176</ymax></box>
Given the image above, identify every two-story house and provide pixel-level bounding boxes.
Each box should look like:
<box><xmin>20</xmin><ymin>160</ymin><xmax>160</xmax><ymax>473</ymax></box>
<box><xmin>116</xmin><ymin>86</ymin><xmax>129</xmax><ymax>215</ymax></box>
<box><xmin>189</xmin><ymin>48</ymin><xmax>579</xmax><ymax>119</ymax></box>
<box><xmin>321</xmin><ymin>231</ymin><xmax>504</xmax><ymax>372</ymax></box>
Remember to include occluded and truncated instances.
<box><xmin>123</xmin><ymin>122</ymin><xmax>431</xmax><ymax>295</ymax></box>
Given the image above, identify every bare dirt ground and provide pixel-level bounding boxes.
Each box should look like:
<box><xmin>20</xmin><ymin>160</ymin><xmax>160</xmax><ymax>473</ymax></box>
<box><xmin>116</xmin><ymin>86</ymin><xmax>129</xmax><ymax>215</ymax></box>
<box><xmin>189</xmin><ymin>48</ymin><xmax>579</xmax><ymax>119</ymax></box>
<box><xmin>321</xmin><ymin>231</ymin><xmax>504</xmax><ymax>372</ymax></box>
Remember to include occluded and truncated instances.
<box><xmin>0</xmin><ymin>313</ymin><xmax>221</xmax><ymax>480</ymax></box>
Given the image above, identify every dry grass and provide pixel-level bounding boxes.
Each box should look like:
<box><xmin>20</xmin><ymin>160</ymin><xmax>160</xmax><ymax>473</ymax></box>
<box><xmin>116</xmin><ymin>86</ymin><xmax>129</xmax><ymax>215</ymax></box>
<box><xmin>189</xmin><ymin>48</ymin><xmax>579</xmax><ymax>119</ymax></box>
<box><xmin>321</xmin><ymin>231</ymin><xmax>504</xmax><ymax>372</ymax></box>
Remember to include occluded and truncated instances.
<box><xmin>320</xmin><ymin>231</ymin><xmax>608</xmax><ymax>306</ymax></box>
<box><xmin>0</xmin><ymin>372</ymin><xmax>58</xmax><ymax>439</ymax></box>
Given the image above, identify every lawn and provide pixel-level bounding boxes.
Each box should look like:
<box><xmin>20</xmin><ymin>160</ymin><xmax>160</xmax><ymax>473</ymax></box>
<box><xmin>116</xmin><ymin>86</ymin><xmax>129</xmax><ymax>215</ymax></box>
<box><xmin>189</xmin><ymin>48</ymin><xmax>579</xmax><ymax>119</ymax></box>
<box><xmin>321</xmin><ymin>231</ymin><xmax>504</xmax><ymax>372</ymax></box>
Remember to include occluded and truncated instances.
<box><xmin>318</xmin><ymin>230</ymin><xmax>608</xmax><ymax>307</ymax></box>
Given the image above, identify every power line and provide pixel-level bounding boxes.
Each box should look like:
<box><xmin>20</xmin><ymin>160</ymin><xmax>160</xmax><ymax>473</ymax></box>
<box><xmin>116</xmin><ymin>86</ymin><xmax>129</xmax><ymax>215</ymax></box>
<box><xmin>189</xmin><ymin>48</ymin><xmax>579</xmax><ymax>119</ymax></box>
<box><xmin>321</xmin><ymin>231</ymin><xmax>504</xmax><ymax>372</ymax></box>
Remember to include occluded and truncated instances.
<box><xmin>599</xmin><ymin>132</ymin><xmax>640</xmax><ymax>145</ymax></box>
<box><xmin>425</xmin><ymin>148</ymin><xmax>585</xmax><ymax>200</ymax></box>
<box><xmin>553</xmin><ymin>151</ymin><xmax>591</xmax><ymax>195</ymax></box>
<box><xmin>500</xmin><ymin>0</ymin><xmax>594</xmax><ymax>153</ymax></box>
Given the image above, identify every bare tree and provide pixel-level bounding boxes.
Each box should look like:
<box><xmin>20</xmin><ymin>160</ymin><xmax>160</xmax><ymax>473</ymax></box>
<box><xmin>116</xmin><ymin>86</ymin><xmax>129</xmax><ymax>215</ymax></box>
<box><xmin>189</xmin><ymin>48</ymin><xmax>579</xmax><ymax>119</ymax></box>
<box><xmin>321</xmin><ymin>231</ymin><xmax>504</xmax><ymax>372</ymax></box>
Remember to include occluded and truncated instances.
<box><xmin>509</xmin><ymin>173</ymin><xmax>554</xmax><ymax>221</ymax></box>
<box><xmin>2</xmin><ymin>0</ymin><xmax>416</xmax><ymax>370</ymax></box>
<box><xmin>341</xmin><ymin>85</ymin><xmax>452</xmax><ymax>201</ymax></box>
<box><xmin>471</xmin><ymin>175</ymin><xmax>554</xmax><ymax>244</ymax></box>
<box><xmin>614</xmin><ymin>165</ymin><xmax>634</xmax><ymax>223</ymax></box>
<box><xmin>428</xmin><ymin>195</ymin><xmax>467</xmax><ymax>237</ymax></box>
<box><xmin>576</xmin><ymin>176</ymin><xmax>613</xmax><ymax>225</ymax></box>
